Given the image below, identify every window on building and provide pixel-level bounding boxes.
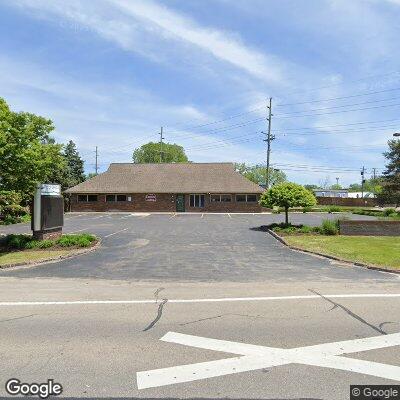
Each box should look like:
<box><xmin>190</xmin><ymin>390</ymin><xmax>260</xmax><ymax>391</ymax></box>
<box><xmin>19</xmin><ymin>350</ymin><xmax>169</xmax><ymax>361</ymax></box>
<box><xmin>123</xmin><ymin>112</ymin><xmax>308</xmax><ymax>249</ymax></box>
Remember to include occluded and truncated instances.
<box><xmin>106</xmin><ymin>194</ymin><xmax>128</xmax><ymax>202</ymax></box>
<box><xmin>236</xmin><ymin>194</ymin><xmax>257</xmax><ymax>202</ymax></box>
<box><xmin>190</xmin><ymin>194</ymin><xmax>205</xmax><ymax>207</ymax></box>
<box><xmin>78</xmin><ymin>194</ymin><xmax>98</xmax><ymax>202</ymax></box>
<box><xmin>210</xmin><ymin>194</ymin><xmax>232</xmax><ymax>202</ymax></box>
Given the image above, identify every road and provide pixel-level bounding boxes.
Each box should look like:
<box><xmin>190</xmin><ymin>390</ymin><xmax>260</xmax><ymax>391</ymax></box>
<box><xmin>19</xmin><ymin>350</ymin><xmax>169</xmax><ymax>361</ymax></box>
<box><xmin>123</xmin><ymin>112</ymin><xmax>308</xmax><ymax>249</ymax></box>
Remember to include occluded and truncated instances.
<box><xmin>0</xmin><ymin>212</ymin><xmax>399</xmax><ymax>399</ymax></box>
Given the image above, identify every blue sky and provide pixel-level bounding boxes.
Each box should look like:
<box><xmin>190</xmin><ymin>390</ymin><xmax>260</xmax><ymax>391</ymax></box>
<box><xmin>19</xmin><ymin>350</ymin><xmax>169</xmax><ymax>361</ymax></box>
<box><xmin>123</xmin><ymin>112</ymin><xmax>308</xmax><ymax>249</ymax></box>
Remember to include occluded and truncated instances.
<box><xmin>1</xmin><ymin>0</ymin><xmax>400</xmax><ymax>186</ymax></box>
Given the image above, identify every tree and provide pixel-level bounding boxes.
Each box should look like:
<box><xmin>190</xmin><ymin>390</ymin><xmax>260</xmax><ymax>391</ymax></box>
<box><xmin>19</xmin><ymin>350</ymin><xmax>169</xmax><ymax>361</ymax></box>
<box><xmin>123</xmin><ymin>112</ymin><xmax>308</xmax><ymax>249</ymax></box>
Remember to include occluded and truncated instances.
<box><xmin>259</xmin><ymin>182</ymin><xmax>317</xmax><ymax>224</ymax></box>
<box><xmin>132</xmin><ymin>142</ymin><xmax>189</xmax><ymax>163</ymax></box>
<box><xmin>349</xmin><ymin>178</ymin><xmax>382</xmax><ymax>195</ymax></box>
<box><xmin>304</xmin><ymin>184</ymin><xmax>319</xmax><ymax>192</ymax></box>
<box><xmin>235</xmin><ymin>163</ymin><xmax>287</xmax><ymax>186</ymax></box>
<box><xmin>63</xmin><ymin>140</ymin><xmax>85</xmax><ymax>189</ymax></box>
<box><xmin>378</xmin><ymin>139</ymin><xmax>400</xmax><ymax>206</ymax></box>
<box><xmin>330</xmin><ymin>183</ymin><xmax>342</xmax><ymax>190</ymax></box>
<box><xmin>86</xmin><ymin>172</ymin><xmax>98</xmax><ymax>180</ymax></box>
<box><xmin>0</xmin><ymin>98</ymin><xmax>67</xmax><ymax>201</ymax></box>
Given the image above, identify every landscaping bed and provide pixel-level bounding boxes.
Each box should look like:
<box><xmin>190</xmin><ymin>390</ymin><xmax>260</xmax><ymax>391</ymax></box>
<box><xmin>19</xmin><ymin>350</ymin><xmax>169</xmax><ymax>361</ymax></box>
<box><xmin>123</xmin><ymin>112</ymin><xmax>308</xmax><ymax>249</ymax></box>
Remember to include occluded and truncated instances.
<box><xmin>0</xmin><ymin>233</ymin><xmax>99</xmax><ymax>268</ymax></box>
<box><xmin>284</xmin><ymin>235</ymin><xmax>400</xmax><ymax>270</ymax></box>
<box><xmin>265</xmin><ymin>220</ymin><xmax>399</xmax><ymax>271</ymax></box>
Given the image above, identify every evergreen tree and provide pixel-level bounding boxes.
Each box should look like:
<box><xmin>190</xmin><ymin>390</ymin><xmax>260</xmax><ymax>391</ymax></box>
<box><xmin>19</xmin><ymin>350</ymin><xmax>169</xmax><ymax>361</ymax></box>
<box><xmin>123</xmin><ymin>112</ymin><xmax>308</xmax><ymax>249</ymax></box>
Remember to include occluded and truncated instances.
<box><xmin>63</xmin><ymin>140</ymin><xmax>85</xmax><ymax>188</ymax></box>
<box><xmin>378</xmin><ymin>139</ymin><xmax>400</xmax><ymax>206</ymax></box>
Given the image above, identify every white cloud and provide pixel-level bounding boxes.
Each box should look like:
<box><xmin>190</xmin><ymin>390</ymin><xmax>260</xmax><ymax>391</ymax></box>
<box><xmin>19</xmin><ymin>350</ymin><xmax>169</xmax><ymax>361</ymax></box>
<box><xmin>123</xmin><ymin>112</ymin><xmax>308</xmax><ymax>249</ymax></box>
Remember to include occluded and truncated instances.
<box><xmin>12</xmin><ymin>0</ymin><xmax>285</xmax><ymax>85</ymax></box>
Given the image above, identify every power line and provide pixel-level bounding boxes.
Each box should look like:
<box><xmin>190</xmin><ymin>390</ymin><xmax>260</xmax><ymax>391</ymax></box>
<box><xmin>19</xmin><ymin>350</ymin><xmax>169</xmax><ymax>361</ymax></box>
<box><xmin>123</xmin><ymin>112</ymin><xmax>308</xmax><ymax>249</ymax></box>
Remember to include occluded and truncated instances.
<box><xmin>276</xmin><ymin>86</ymin><xmax>400</xmax><ymax>107</ymax></box>
<box><xmin>275</xmin><ymin>96</ymin><xmax>400</xmax><ymax>115</ymax></box>
<box><xmin>275</xmin><ymin>102</ymin><xmax>400</xmax><ymax>119</ymax></box>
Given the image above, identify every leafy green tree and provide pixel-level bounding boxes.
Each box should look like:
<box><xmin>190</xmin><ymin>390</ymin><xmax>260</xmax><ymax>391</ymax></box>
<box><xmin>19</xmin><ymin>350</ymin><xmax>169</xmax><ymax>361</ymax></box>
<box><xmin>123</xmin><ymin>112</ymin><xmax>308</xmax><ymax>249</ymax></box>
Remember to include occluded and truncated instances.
<box><xmin>259</xmin><ymin>182</ymin><xmax>317</xmax><ymax>224</ymax></box>
<box><xmin>86</xmin><ymin>172</ymin><xmax>98</xmax><ymax>180</ymax></box>
<box><xmin>132</xmin><ymin>141</ymin><xmax>189</xmax><ymax>163</ymax></box>
<box><xmin>349</xmin><ymin>178</ymin><xmax>382</xmax><ymax>195</ymax></box>
<box><xmin>330</xmin><ymin>183</ymin><xmax>342</xmax><ymax>190</ymax></box>
<box><xmin>378</xmin><ymin>139</ymin><xmax>400</xmax><ymax>206</ymax></box>
<box><xmin>235</xmin><ymin>163</ymin><xmax>287</xmax><ymax>186</ymax></box>
<box><xmin>304</xmin><ymin>184</ymin><xmax>319</xmax><ymax>192</ymax></box>
<box><xmin>0</xmin><ymin>98</ymin><xmax>66</xmax><ymax>201</ymax></box>
<box><xmin>0</xmin><ymin>190</ymin><xmax>28</xmax><ymax>224</ymax></box>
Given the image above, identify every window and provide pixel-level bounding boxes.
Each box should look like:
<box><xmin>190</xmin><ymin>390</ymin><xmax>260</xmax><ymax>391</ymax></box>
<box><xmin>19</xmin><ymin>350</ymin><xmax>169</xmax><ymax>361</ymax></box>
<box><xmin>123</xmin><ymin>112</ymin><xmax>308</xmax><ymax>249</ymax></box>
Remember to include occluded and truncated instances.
<box><xmin>210</xmin><ymin>194</ymin><xmax>232</xmax><ymax>203</ymax></box>
<box><xmin>106</xmin><ymin>194</ymin><xmax>127</xmax><ymax>202</ymax></box>
<box><xmin>190</xmin><ymin>194</ymin><xmax>205</xmax><ymax>208</ymax></box>
<box><xmin>236</xmin><ymin>194</ymin><xmax>257</xmax><ymax>203</ymax></box>
<box><xmin>117</xmin><ymin>194</ymin><xmax>127</xmax><ymax>202</ymax></box>
<box><xmin>78</xmin><ymin>194</ymin><xmax>98</xmax><ymax>202</ymax></box>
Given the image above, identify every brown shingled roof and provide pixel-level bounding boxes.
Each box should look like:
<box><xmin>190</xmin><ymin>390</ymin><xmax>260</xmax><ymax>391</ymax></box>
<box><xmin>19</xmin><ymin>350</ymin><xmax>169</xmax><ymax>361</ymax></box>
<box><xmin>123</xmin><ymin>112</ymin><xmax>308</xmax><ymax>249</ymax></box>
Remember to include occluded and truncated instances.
<box><xmin>66</xmin><ymin>162</ymin><xmax>264</xmax><ymax>194</ymax></box>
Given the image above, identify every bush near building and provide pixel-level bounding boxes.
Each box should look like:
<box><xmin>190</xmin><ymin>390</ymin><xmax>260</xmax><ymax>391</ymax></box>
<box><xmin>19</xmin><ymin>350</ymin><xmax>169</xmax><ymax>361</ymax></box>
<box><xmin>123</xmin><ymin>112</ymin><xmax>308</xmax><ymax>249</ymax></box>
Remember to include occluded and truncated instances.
<box><xmin>0</xmin><ymin>191</ymin><xmax>29</xmax><ymax>225</ymax></box>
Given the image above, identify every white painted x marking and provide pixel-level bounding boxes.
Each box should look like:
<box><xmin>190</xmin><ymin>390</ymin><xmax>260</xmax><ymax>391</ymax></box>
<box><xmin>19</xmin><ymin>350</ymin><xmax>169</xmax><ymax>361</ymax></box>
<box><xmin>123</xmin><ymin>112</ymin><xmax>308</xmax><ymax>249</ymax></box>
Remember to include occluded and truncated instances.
<box><xmin>137</xmin><ymin>331</ymin><xmax>400</xmax><ymax>389</ymax></box>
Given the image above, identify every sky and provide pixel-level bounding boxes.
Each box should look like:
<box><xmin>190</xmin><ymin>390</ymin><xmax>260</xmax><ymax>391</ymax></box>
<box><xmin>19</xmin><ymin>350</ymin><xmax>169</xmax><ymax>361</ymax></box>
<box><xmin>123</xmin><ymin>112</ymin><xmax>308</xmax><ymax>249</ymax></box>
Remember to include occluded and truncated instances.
<box><xmin>1</xmin><ymin>0</ymin><xmax>400</xmax><ymax>186</ymax></box>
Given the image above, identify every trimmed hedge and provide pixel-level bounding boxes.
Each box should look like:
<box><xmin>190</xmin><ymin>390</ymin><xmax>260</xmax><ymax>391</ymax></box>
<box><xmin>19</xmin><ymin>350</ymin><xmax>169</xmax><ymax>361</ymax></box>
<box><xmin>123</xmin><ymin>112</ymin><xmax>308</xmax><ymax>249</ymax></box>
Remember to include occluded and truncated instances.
<box><xmin>2</xmin><ymin>233</ymin><xmax>97</xmax><ymax>250</ymax></box>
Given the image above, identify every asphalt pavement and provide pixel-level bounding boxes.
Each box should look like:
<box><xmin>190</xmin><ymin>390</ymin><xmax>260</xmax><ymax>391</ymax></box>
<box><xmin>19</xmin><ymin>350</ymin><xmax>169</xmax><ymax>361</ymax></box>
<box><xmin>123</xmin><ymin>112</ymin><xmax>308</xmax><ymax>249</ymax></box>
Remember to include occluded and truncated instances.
<box><xmin>0</xmin><ymin>212</ymin><xmax>399</xmax><ymax>400</ymax></box>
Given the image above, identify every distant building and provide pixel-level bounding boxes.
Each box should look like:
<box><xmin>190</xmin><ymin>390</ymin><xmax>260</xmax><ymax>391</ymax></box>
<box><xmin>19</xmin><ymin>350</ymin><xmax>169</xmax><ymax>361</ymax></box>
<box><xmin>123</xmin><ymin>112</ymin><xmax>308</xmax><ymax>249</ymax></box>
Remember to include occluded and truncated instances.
<box><xmin>313</xmin><ymin>189</ymin><xmax>349</xmax><ymax>198</ymax></box>
<box><xmin>347</xmin><ymin>192</ymin><xmax>376</xmax><ymax>199</ymax></box>
<box><xmin>66</xmin><ymin>162</ymin><xmax>264</xmax><ymax>213</ymax></box>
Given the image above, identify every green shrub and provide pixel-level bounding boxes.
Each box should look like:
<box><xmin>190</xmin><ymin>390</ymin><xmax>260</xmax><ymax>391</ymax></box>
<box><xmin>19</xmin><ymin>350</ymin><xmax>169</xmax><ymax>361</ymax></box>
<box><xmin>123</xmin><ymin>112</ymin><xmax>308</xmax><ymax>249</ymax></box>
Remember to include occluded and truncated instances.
<box><xmin>327</xmin><ymin>206</ymin><xmax>341</xmax><ymax>213</ymax></box>
<box><xmin>0</xmin><ymin>191</ymin><xmax>28</xmax><ymax>225</ymax></box>
<box><xmin>56</xmin><ymin>234</ymin><xmax>96</xmax><ymax>247</ymax></box>
<box><xmin>321</xmin><ymin>219</ymin><xmax>339</xmax><ymax>235</ymax></box>
<box><xmin>5</xmin><ymin>234</ymin><xmax>31</xmax><ymax>249</ymax></box>
<box><xmin>25</xmin><ymin>239</ymin><xmax>55</xmax><ymax>249</ymax></box>
<box><xmin>383</xmin><ymin>208</ymin><xmax>396</xmax><ymax>216</ymax></box>
<box><xmin>302</xmin><ymin>206</ymin><xmax>313</xmax><ymax>213</ymax></box>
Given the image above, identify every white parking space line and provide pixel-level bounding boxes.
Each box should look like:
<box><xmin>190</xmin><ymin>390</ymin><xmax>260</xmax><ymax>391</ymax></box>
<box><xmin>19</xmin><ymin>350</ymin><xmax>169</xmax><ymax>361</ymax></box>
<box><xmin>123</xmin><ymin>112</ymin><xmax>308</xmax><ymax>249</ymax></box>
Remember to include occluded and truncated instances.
<box><xmin>104</xmin><ymin>228</ymin><xmax>129</xmax><ymax>238</ymax></box>
<box><xmin>0</xmin><ymin>293</ymin><xmax>399</xmax><ymax>307</ymax></box>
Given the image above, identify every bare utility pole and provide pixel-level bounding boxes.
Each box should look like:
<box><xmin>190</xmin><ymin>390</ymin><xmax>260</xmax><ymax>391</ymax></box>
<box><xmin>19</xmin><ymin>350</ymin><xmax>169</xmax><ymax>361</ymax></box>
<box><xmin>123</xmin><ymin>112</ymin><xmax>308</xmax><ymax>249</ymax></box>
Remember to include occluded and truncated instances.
<box><xmin>372</xmin><ymin>168</ymin><xmax>377</xmax><ymax>180</ymax></box>
<box><xmin>336</xmin><ymin>177</ymin><xmax>339</xmax><ymax>186</ymax></box>
<box><xmin>263</xmin><ymin>97</ymin><xmax>275</xmax><ymax>189</ymax></box>
<box><xmin>95</xmin><ymin>146</ymin><xmax>99</xmax><ymax>175</ymax></box>
<box><xmin>159</xmin><ymin>126</ymin><xmax>164</xmax><ymax>163</ymax></box>
<box><xmin>361</xmin><ymin>166</ymin><xmax>365</xmax><ymax>198</ymax></box>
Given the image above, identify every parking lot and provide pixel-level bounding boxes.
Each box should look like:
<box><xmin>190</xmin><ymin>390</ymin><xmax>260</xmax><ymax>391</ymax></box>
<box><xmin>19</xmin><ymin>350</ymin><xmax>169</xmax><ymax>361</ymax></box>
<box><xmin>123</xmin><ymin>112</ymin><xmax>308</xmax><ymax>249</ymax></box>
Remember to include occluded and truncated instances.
<box><xmin>0</xmin><ymin>211</ymin><xmax>390</xmax><ymax>282</ymax></box>
<box><xmin>0</xmin><ymin>212</ymin><xmax>399</xmax><ymax>399</ymax></box>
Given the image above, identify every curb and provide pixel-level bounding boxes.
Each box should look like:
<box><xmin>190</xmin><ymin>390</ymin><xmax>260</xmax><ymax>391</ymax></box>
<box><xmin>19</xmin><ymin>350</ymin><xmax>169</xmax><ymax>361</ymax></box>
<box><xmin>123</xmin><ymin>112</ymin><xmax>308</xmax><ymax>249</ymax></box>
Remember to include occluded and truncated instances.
<box><xmin>0</xmin><ymin>240</ymin><xmax>101</xmax><ymax>270</ymax></box>
<box><xmin>266</xmin><ymin>229</ymin><xmax>400</xmax><ymax>275</ymax></box>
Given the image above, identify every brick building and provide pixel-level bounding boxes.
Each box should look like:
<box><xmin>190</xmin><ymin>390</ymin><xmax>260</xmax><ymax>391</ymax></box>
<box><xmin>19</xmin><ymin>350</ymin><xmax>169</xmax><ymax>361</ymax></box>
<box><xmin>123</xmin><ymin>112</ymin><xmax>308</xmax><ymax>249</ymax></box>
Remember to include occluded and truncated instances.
<box><xmin>66</xmin><ymin>163</ymin><xmax>264</xmax><ymax>212</ymax></box>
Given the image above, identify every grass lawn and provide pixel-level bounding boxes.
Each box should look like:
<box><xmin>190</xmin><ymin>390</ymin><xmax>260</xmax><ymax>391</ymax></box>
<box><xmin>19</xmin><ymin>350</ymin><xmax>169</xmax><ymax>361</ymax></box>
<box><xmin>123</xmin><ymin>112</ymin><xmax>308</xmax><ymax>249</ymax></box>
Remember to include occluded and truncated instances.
<box><xmin>0</xmin><ymin>249</ymin><xmax>74</xmax><ymax>267</ymax></box>
<box><xmin>284</xmin><ymin>235</ymin><xmax>400</xmax><ymax>270</ymax></box>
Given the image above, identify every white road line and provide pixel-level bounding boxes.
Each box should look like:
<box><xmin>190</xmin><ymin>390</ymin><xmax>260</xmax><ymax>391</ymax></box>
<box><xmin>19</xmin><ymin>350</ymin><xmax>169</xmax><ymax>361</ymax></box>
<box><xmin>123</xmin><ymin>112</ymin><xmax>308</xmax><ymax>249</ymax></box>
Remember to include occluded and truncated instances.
<box><xmin>227</xmin><ymin>213</ymin><xmax>232</xmax><ymax>219</ymax></box>
<box><xmin>0</xmin><ymin>294</ymin><xmax>399</xmax><ymax>307</ymax></box>
<box><xmin>104</xmin><ymin>228</ymin><xmax>128</xmax><ymax>238</ymax></box>
<box><xmin>201</xmin><ymin>213</ymin><xmax>204</xmax><ymax>218</ymax></box>
<box><xmin>137</xmin><ymin>331</ymin><xmax>400</xmax><ymax>389</ymax></box>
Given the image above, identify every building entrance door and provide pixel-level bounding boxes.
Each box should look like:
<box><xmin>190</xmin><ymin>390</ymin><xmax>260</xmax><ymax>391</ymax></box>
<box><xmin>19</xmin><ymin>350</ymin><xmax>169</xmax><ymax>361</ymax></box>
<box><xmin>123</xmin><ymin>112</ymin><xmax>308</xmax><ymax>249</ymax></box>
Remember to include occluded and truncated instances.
<box><xmin>176</xmin><ymin>194</ymin><xmax>185</xmax><ymax>212</ymax></box>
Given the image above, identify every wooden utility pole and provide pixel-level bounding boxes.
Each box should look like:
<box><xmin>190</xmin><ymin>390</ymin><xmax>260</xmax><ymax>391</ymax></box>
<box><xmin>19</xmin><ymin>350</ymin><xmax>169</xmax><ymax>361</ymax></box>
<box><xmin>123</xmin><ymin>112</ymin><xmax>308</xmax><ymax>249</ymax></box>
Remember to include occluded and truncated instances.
<box><xmin>263</xmin><ymin>98</ymin><xmax>275</xmax><ymax>189</ymax></box>
<box><xmin>95</xmin><ymin>146</ymin><xmax>98</xmax><ymax>175</ymax></box>
<box><xmin>159</xmin><ymin>126</ymin><xmax>164</xmax><ymax>163</ymax></box>
<box><xmin>361</xmin><ymin>166</ymin><xmax>365</xmax><ymax>198</ymax></box>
